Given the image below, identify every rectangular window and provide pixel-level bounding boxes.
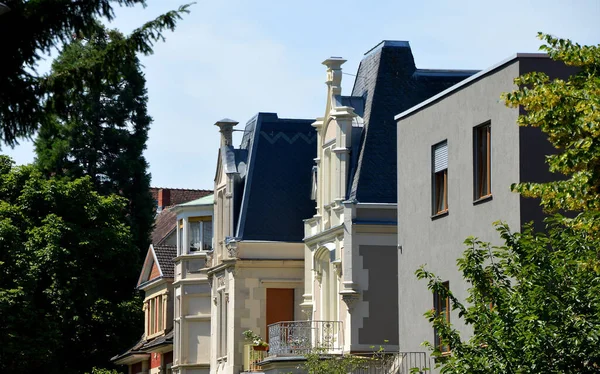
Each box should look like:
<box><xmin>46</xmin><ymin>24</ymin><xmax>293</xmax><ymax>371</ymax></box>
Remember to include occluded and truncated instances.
<box><xmin>203</xmin><ymin>221</ymin><xmax>213</xmax><ymax>251</ymax></box>
<box><xmin>189</xmin><ymin>221</ymin><xmax>201</xmax><ymax>251</ymax></box>
<box><xmin>432</xmin><ymin>141</ymin><xmax>448</xmax><ymax>215</ymax></box>
<box><xmin>474</xmin><ymin>123</ymin><xmax>491</xmax><ymax>200</ymax></box>
<box><xmin>149</xmin><ymin>298</ymin><xmax>156</xmax><ymax>334</ymax></box>
<box><xmin>434</xmin><ymin>281</ymin><xmax>451</xmax><ymax>354</ymax></box>
<box><xmin>187</xmin><ymin>219</ymin><xmax>213</xmax><ymax>252</ymax></box>
<box><xmin>157</xmin><ymin>296</ymin><xmax>163</xmax><ymax>332</ymax></box>
<box><xmin>146</xmin><ymin>295</ymin><xmax>164</xmax><ymax>336</ymax></box>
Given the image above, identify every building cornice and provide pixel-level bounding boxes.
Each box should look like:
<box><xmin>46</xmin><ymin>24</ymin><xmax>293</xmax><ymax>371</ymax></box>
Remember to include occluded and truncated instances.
<box><xmin>303</xmin><ymin>223</ymin><xmax>344</xmax><ymax>244</ymax></box>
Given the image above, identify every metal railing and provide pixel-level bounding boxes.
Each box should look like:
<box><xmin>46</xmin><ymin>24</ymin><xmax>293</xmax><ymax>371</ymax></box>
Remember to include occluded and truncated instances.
<box><xmin>243</xmin><ymin>344</ymin><xmax>268</xmax><ymax>372</ymax></box>
<box><xmin>389</xmin><ymin>351</ymin><xmax>430</xmax><ymax>374</ymax></box>
<box><xmin>268</xmin><ymin>320</ymin><xmax>343</xmax><ymax>357</ymax></box>
<box><xmin>351</xmin><ymin>352</ymin><xmax>430</xmax><ymax>374</ymax></box>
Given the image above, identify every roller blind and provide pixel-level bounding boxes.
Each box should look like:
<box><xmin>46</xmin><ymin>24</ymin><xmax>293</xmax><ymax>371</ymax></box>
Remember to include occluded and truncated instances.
<box><xmin>433</xmin><ymin>141</ymin><xmax>448</xmax><ymax>173</ymax></box>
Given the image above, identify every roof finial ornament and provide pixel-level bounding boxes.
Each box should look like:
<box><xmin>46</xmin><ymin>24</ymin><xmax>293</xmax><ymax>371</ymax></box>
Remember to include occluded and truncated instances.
<box><xmin>322</xmin><ymin>57</ymin><xmax>346</xmax><ymax>96</ymax></box>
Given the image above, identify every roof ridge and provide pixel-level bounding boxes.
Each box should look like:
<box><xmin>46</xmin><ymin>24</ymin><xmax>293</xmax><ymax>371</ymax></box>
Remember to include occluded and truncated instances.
<box><xmin>363</xmin><ymin>40</ymin><xmax>410</xmax><ymax>56</ymax></box>
<box><xmin>150</xmin><ymin>187</ymin><xmax>213</xmax><ymax>192</ymax></box>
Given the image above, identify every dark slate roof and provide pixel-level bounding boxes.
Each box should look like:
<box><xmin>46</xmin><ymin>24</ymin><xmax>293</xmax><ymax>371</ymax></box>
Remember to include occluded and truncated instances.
<box><xmin>349</xmin><ymin>40</ymin><xmax>478</xmax><ymax>203</ymax></box>
<box><xmin>232</xmin><ymin>113</ymin><xmax>317</xmax><ymax>242</ymax></box>
<box><xmin>153</xmin><ymin>245</ymin><xmax>176</xmax><ymax>278</ymax></box>
<box><xmin>111</xmin><ymin>329</ymin><xmax>173</xmax><ymax>362</ymax></box>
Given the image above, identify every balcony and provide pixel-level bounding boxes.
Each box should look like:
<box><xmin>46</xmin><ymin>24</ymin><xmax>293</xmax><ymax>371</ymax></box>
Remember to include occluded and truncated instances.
<box><xmin>267</xmin><ymin>320</ymin><xmax>343</xmax><ymax>357</ymax></box>
<box><xmin>243</xmin><ymin>344</ymin><xmax>268</xmax><ymax>372</ymax></box>
<box><xmin>350</xmin><ymin>352</ymin><xmax>430</xmax><ymax>374</ymax></box>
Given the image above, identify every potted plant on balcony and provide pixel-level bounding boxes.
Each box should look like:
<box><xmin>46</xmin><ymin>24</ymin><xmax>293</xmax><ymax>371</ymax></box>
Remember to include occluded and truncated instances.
<box><xmin>243</xmin><ymin>330</ymin><xmax>269</xmax><ymax>351</ymax></box>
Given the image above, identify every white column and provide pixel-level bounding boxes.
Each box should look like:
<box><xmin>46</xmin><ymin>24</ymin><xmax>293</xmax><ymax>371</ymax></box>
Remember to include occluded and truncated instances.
<box><xmin>182</xmin><ymin>217</ymin><xmax>189</xmax><ymax>255</ymax></box>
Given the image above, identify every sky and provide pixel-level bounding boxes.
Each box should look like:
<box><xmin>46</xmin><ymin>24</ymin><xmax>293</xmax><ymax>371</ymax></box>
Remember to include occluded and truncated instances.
<box><xmin>3</xmin><ymin>0</ymin><xmax>599</xmax><ymax>189</ymax></box>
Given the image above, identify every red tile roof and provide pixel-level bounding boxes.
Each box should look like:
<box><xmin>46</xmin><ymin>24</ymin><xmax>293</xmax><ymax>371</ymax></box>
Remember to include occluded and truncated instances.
<box><xmin>149</xmin><ymin>188</ymin><xmax>212</xmax><ymax>245</ymax></box>
<box><xmin>150</xmin><ymin>187</ymin><xmax>212</xmax><ymax>207</ymax></box>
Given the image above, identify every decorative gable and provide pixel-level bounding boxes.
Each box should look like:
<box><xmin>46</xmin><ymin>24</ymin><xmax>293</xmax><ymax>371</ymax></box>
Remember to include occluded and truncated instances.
<box><xmin>137</xmin><ymin>245</ymin><xmax>163</xmax><ymax>287</ymax></box>
<box><xmin>312</xmin><ymin>58</ymin><xmax>360</xmax><ymax>232</ymax></box>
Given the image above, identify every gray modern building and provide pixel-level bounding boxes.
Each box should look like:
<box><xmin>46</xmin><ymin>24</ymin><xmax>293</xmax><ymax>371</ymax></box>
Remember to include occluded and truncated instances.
<box><xmin>395</xmin><ymin>54</ymin><xmax>574</xmax><ymax>367</ymax></box>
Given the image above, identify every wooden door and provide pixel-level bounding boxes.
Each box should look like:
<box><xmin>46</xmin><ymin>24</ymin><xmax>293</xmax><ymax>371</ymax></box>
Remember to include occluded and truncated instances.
<box><xmin>266</xmin><ymin>288</ymin><xmax>294</xmax><ymax>342</ymax></box>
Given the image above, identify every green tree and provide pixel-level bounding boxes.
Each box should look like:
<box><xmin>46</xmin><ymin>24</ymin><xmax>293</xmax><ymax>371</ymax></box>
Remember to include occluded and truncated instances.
<box><xmin>417</xmin><ymin>221</ymin><xmax>600</xmax><ymax>373</ymax></box>
<box><xmin>0</xmin><ymin>0</ymin><xmax>191</xmax><ymax>147</ymax></box>
<box><xmin>416</xmin><ymin>35</ymin><xmax>600</xmax><ymax>373</ymax></box>
<box><xmin>303</xmin><ymin>349</ymin><xmax>369</xmax><ymax>374</ymax></box>
<box><xmin>504</xmin><ymin>33</ymin><xmax>600</xmax><ymax>216</ymax></box>
<box><xmin>0</xmin><ymin>156</ymin><xmax>142</xmax><ymax>374</ymax></box>
<box><xmin>35</xmin><ymin>25</ymin><xmax>155</xmax><ymax>253</ymax></box>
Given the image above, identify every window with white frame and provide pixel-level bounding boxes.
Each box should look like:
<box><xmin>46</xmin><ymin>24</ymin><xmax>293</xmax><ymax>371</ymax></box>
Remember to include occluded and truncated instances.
<box><xmin>188</xmin><ymin>218</ymin><xmax>212</xmax><ymax>252</ymax></box>
<box><xmin>176</xmin><ymin>217</ymin><xmax>214</xmax><ymax>255</ymax></box>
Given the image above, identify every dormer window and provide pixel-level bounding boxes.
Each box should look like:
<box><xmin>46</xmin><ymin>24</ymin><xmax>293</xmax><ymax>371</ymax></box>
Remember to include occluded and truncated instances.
<box><xmin>188</xmin><ymin>217</ymin><xmax>213</xmax><ymax>252</ymax></box>
<box><xmin>177</xmin><ymin>217</ymin><xmax>214</xmax><ymax>255</ymax></box>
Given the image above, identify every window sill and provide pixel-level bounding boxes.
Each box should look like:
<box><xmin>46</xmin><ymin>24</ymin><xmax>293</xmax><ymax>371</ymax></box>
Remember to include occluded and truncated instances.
<box><xmin>431</xmin><ymin>210</ymin><xmax>449</xmax><ymax>220</ymax></box>
<box><xmin>473</xmin><ymin>194</ymin><xmax>493</xmax><ymax>205</ymax></box>
<box><xmin>146</xmin><ymin>330</ymin><xmax>165</xmax><ymax>340</ymax></box>
<box><xmin>433</xmin><ymin>351</ymin><xmax>452</xmax><ymax>361</ymax></box>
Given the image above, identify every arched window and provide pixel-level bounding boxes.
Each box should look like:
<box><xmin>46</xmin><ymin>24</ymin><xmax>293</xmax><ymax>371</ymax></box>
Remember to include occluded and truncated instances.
<box><xmin>315</xmin><ymin>244</ymin><xmax>338</xmax><ymax>322</ymax></box>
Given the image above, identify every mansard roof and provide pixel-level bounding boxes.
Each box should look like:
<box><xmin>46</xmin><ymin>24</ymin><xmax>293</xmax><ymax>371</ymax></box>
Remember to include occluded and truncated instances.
<box><xmin>231</xmin><ymin>113</ymin><xmax>317</xmax><ymax>242</ymax></box>
<box><xmin>348</xmin><ymin>40</ymin><xmax>479</xmax><ymax>203</ymax></box>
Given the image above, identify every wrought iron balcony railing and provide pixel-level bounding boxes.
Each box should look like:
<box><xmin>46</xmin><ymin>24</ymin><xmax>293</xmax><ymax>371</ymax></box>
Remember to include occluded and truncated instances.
<box><xmin>267</xmin><ymin>320</ymin><xmax>343</xmax><ymax>357</ymax></box>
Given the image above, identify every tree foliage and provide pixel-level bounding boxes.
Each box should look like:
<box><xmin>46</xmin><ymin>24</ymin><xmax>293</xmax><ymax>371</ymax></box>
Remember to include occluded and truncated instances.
<box><xmin>302</xmin><ymin>350</ymin><xmax>368</xmax><ymax>374</ymax></box>
<box><xmin>416</xmin><ymin>34</ymin><xmax>600</xmax><ymax>373</ymax></box>
<box><xmin>503</xmin><ymin>33</ymin><xmax>600</xmax><ymax>215</ymax></box>
<box><xmin>35</xmin><ymin>25</ymin><xmax>155</xmax><ymax>252</ymax></box>
<box><xmin>0</xmin><ymin>0</ymin><xmax>192</xmax><ymax>146</ymax></box>
<box><xmin>0</xmin><ymin>156</ymin><xmax>142</xmax><ymax>373</ymax></box>
<box><xmin>417</xmin><ymin>221</ymin><xmax>600</xmax><ymax>373</ymax></box>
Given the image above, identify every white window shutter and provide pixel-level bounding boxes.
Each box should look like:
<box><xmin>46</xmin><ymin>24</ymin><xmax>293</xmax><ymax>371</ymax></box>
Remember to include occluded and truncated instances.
<box><xmin>433</xmin><ymin>141</ymin><xmax>448</xmax><ymax>172</ymax></box>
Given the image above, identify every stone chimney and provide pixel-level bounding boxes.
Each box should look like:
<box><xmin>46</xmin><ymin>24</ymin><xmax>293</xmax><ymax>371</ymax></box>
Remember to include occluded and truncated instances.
<box><xmin>214</xmin><ymin>118</ymin><xmax>239</xmax><ymax>147</ymax></box>
<box><xmin>158</xmin><ymin>188</ymin><xmax>171</xmax><ymax>209</ymax></box>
